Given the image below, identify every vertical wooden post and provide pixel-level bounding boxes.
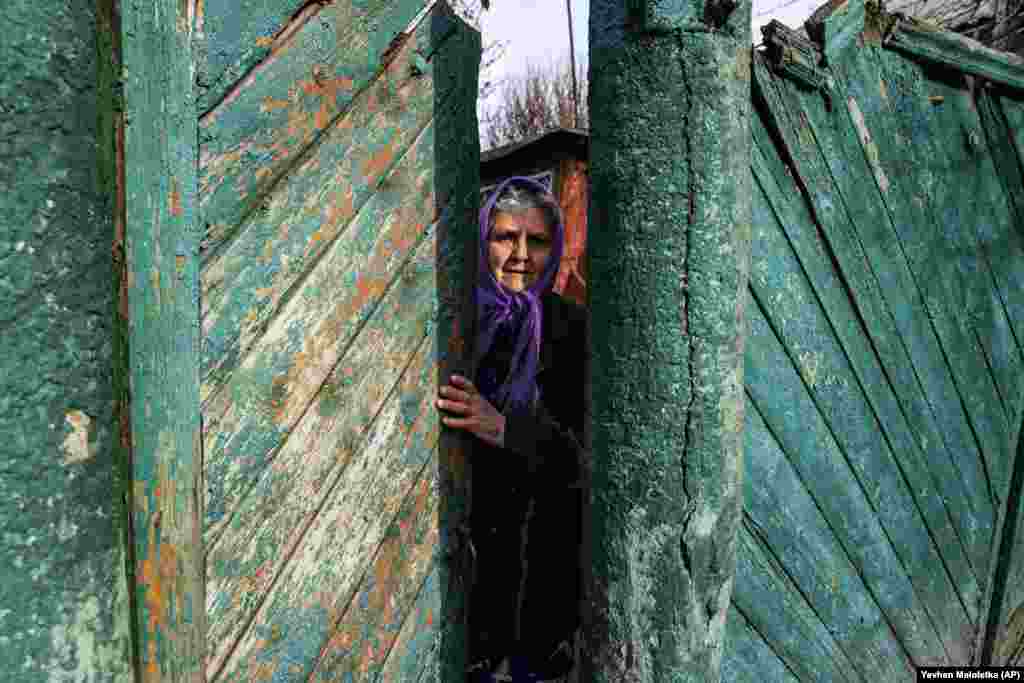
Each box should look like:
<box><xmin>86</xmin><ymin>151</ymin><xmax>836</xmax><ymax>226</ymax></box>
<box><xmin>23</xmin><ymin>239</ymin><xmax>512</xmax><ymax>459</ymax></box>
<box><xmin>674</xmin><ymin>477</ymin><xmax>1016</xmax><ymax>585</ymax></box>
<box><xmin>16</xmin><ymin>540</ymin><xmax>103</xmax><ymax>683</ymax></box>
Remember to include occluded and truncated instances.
<box><xmin>584</xmin><ymin>0</ymin><xmax>752</xmax><ymax>680</ymax></box>
<box><xmin>121</xmin><ymin>0</ymin><xmax>205</xmax><ymax>680</ymax></box>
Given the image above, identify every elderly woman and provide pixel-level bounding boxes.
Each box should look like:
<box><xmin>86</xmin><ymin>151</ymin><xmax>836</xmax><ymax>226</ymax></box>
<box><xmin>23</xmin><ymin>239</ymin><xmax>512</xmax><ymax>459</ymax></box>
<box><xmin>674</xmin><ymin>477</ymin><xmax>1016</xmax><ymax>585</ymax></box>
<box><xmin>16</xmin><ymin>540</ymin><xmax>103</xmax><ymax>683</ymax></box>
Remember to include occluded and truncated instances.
<box><xmin>436</xmin><ymin>176</ymin><xmax>589</xmax><ymax>683</ymax></box>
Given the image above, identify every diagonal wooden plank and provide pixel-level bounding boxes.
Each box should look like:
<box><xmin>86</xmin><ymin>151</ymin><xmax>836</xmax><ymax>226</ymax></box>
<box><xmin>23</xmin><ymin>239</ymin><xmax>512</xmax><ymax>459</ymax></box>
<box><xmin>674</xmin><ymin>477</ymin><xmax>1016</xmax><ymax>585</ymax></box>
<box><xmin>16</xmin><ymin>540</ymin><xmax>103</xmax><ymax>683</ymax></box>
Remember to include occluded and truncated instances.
<box><xmin>998</xmin><ymin>92</ymin><xmax>1024</xmax><ymax>181</ymax></box>
<box><xmin>307</xmin><ymin>446</ymin><xmax>440</xmax><ymax>681</ymax></box>
<box><xmin>873</xmin><ymin>50</ymin><xmax>1021</xmax><ymax>430</ymax></box>
<box><xmin>751</xmin><ymin>127</ymin><xmax>982</xmax><ymax>626</ymax></box>
<box><xmin>378</xmin><ymin>561</ymin><xmax>442</xmax><ymax>683</ymax></box>
<box><xmin>838</xmin><ymin>44</ymin><xmax>1010</xmax><ymax>508</ymax></box>
<box><xmin>193</xmin><ymin>0</ymin><xmax>309</xmax><ymax>115</ymax></box>
<box><xmin>745</xmin><ymin>290</ymin><xmax>947</xmax><ymax>668</ymax></box>
<box><xmin>214</xmin><ymin>313</ymin><xmax>442</xmax><ymax>681</ymax></box>
<box><xmin>731</xmin><ymin>510</ymin><xmax>863</xmax><ymax>683</ymax></box>
<box><xmin>751</xmin><ymin>53</ymin><xmax>996</xmax><ymax>579</ymax></box>
<box><xmin>917</xmin><ymin>69</ymin><xmax>1024</xmax><ymax>484</ymax></box>
<box><xmin>721</xmin><ymin>605</ymin><xmax>802</xmax><ymax>683</ymax></box>
<box><xmin>201</xmin><ymin>120</ymin><xmax>438</xmax><ymax>541</ymax></box>
<box><xmin>198</xmin><ymin>0</ymin><xmax>426</xmax><ymax>250</ymax></box>
<box><xmin>203</xmin><ymin>240</ymin><xmax>436</xmax><ymax>675</ymax></box>
<box><xmin>200</xmin><ymin>14</ymin><xmax>439</xmax><ymax>405</ymax></box>
<box><xmin>750</xmin><ymin>149</ymin><xmax>975</xmax><ymax>660</ymax></box>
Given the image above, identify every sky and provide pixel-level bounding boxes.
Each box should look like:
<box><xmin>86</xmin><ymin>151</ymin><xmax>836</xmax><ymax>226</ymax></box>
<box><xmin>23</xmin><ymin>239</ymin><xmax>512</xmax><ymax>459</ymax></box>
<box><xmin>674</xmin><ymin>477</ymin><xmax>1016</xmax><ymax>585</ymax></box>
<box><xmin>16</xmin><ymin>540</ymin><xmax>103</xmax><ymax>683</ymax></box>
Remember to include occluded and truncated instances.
<box><xmin>475</xmin><ymin>0</ymin><xmax>827</xmax><ymax>139</ymax></box>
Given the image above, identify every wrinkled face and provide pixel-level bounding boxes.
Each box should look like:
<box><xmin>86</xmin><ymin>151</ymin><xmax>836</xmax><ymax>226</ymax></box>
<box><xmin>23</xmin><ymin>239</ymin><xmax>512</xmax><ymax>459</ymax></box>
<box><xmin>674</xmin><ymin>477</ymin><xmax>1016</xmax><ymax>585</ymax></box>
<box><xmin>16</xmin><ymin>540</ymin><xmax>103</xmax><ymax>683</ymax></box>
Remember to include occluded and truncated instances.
<box><xmin>487</xmin><ymin>208</ymin><xmax>554</xmax><ymax>293</ymax></box>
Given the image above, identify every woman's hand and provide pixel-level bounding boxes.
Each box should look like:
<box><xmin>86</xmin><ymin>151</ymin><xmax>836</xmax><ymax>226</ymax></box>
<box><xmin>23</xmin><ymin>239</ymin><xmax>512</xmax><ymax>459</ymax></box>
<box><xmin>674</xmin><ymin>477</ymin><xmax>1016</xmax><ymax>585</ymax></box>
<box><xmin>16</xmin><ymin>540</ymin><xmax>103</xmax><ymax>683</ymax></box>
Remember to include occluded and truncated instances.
<box><xmin>436</xmin><ymin>375</ymin><xmax>506</xmax><ymax>448</ymax></box>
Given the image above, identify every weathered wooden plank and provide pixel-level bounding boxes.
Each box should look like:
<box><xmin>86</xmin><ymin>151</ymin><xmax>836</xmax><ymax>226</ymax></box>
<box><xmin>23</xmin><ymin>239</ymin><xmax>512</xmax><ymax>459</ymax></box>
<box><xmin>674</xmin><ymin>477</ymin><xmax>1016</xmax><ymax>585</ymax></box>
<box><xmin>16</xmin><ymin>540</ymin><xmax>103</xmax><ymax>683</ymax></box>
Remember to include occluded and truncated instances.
<box><xmin>203</xmin><ymin>240</ymin><xmax>436</xmax><ymax>675</ymax></box>
<box><xmin>721</xmin><ymin>605</ymin><xmax>801</xmax><ymax>683</ymax></box>
<box><xmin>745</xmin><ymin>290</ymin><xmax>948</xmax><ymax>666</ymax></box>
<box><xmin>845</xmin><ymin>44</ymin><xmax>1012</xmax><ymax>504</ymax></box>
<box><xmin>981</xmin><ymin>418</ymin><xmax>1024</xmax><ymax>666</ymax></box>
<box><xmin>883</xmin><ymin>16</ymin><xmax>1024</xmax><ymax>91</ymax></box>
<box><xmin>201</xmin><ymin>119</ymin><xmax>438</xmax><ymax>540</ymax></box>
<box><xmin>193</xmin><ymin>0</ymin><xmax>308</xmax><ymax>114</ymax></box>
<box><xmin>214</xmin><ymin>310</ymin><xmax>442</xmax><ymax>681</ymax></box>
<box><xmin>873</xmin><ymin>50</ymin><xmax>1021</xmax><ymax>428</ymax></box>
<box><xmin>731</xmin><ymin>512</ymin><xmax>862</xmax><ymax>682</ymax></box>
<box><xmin>378</xmin><ymin>562</ymin><xmax>443</xmax><ymax>683</ymax></box>
<box><xmin>976</xmin><ymin>88</ymin><xmax>1024</xmax><ymax>258</ymax></box>
<box><xmin>741</xmin><ymin>392</ymin><xmax>902</xmax><ymax>680</ymax></box>
<box><xmin>425</xmin><ymin>7</ymin><xmax>483</xmax><ymax>680</ymax></box>
<box><xmin>121</xmin><ymin>0</ymin><xmax>205</xmax><ymax>680</ymax></box>
<box><xmin>197</xmin><ymin>0</ymin><xmax>426</xmax><ymax>255</ymax></box>
<box><xmin>200</xmin><ymin>14</ymin><xmax>439</xmax><ymax>405</ymax></box>
<box><xmin>913</xmin><ymin>70</ymin><xmax>1024</xmax><ymax>444</ymax></box>
<box><xmin>307</xmin><ymin>455</ymin><xmax>440</xmax><ymax>681</ymax></box>
<box><xmin>752</xmin><ymin>52</ymin><xmax>996</xmax><ymax>576</ymax></box>
<box><xmin>998</xmin><ymin>91</ymin><xmax>1024</xmax><ymax>173</ymax></box>
<box><xmin>751</xmin><ymin>127</ymin><xmax>982</xmax><ymax>629</ymax></box>
<box><xmin>750</xmin><ymin>148</ymin><xmax>975</xmax><ymax>660</ymax></box>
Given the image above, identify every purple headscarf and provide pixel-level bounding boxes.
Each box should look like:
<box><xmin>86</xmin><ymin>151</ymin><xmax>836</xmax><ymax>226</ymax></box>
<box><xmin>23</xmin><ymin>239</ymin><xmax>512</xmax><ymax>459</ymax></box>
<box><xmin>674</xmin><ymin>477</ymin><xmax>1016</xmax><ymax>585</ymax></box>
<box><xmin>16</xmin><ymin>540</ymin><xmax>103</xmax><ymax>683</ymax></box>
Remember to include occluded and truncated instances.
<box><xmin>474</xmin><ymin>176</ymin><xmax>565</xmax><ymax>417</ymax></box>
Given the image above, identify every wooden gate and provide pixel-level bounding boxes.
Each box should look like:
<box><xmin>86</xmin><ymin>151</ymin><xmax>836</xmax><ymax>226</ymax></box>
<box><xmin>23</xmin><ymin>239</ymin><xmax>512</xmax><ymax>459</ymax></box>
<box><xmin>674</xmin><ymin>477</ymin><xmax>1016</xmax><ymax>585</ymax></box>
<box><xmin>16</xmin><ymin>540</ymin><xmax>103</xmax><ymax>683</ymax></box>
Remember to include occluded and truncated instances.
<box><xmin>193</xmin><ymin>1</ymin><xmax>479</xmax><ymax>679</ymax></box>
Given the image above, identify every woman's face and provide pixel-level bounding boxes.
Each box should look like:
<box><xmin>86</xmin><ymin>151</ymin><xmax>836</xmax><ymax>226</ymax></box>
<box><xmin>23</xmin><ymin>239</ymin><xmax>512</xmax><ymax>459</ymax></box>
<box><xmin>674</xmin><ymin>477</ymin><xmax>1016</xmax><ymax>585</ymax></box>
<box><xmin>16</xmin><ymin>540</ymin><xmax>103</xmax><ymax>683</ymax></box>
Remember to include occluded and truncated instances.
<box><xmin>488</xmin><ymin>208</ymin><xmax>554</xmax><ymax>293</ymax></box>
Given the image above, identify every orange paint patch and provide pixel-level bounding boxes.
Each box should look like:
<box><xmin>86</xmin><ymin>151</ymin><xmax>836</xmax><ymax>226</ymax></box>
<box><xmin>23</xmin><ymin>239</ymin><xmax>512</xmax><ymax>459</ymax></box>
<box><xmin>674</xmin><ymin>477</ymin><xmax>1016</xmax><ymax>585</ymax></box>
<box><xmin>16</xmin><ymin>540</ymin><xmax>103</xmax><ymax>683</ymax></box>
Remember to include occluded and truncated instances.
<box><xmin>362</xmin><ymin>139</ymin><xmax>398</xmax><ymax>180</ymax></box>
<box><xmin>256</xmin><ymin>35</ymin><xmax>274</xmax><ymax>48</ymax></box>
<box><xmin>169</xmin><ymin>178</ymin><xmax>182</xmax><ymax>217</ymax></box>
<box><xmin>260</xmin><ymin>96</ymin><xmax>291</xmax><ymax>113</ymax></box>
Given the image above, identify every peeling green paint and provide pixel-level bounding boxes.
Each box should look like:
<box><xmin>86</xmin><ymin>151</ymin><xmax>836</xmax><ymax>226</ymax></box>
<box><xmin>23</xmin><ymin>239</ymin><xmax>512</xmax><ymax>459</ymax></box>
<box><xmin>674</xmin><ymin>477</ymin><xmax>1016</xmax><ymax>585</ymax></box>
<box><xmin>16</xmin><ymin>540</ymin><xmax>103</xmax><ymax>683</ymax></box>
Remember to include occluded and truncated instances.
<box><xmin>585</xmin><ymin>1</ymin><xmax>751</xmax><ymax>680</ymax></box>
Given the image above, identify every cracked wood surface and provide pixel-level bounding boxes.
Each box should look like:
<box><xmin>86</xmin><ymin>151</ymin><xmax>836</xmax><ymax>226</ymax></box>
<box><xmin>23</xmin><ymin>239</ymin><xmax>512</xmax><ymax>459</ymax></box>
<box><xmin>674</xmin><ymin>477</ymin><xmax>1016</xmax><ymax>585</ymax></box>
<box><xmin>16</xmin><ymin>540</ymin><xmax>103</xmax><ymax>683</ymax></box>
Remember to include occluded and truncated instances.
<box><xmin>122</xmin><ymin>0</ymin><xmax>206</xmax><ymax>681</ymax></box>
<box><xmin>198</xmin><ymin>1</ymin><xmax>479</xmax><ymax>680</ymax></box>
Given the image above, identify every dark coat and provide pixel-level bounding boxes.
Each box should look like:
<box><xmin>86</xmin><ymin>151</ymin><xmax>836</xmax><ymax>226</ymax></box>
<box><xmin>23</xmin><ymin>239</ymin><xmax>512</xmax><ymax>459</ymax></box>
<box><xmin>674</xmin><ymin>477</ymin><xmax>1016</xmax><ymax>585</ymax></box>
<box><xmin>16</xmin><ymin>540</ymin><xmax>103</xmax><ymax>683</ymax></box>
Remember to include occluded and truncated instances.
<box><xmin>468</xmin><ymin>291</ymin><xmax>590</xmax><ymax>679</ymax></box>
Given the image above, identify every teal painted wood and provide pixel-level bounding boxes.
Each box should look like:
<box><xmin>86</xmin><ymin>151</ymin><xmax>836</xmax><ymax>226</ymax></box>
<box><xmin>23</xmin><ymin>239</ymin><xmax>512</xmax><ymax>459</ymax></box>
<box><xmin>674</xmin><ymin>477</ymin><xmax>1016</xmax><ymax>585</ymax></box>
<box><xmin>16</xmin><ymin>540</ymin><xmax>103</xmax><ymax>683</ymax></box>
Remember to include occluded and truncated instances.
<box><xmin>585</xmin><ymin>0</ymin><xmax>752</xmax><ymax>679</ymax></box>
<box><xmin>883</xmin><ymin>16</ymin><xmax>1024</xmax><ymax>92</ymax></box>
<box><xmin>420</xmin><ymin>9</ymin><xmax>482</xmax><ymax>680</ymax></box>
<box><xmin>745</xmin><ymin>291</ymin><xmax>944</xmax><ymax>670</ymax></box>
<box><xmin>977</xmin><ymin>89</ymin><xmax>1024</xmax><ymax>235</ymax></box>
<box><xmin>720</xmin><ymin>605</ymin><xmax>801</xmax><ymax>683</ymax></box>
<box><xmin>201</xmin><ymin>97</ymin><xmax>442</xmax><ymax>546</ymax></box>
<box><xmin>199</xmin><ymin>2</ymin><xmax>480</xmax><ymax>680</ymax></box>
<box><xmin>202</xmin><ymin>228</ymin><xmax>438</xmax><ymax>675</ymax></box>
<box><xmin>750</xmin><ymin>126</ymin><xmax>981</xmax><ymax>631</ymax></box>
<box><xmin>199</xmin><ymin>12</ymin><xmax>440</xmax><ymax>412</ymax></box>
<box><xmin>999</xmin><ymin>93</ymin><xmax>1024</xmax><ymax>176</ymax></box>
<box><xmin>749</xmin><ymin>142</ymin><xmax>975</xmax><ymax>660</ymax></box>
<box><xmin>214</xmin><ymin>314</ymin><xmax>441</xmax><ymax>680</ymax></box>
<box><xmin>731</xmin><ymin>509</ymin><xmax>861</xmax><ymax>682</ymax></box>
<box><xmin>740</xmin><ymin>376</ymin><xmax>912</xmax><ymax>680</ymax></box>
<box><xmin>870</xmin><ymin>47</ymin><xmax>1019</xmax><ymax>437</ymax></box>
<box><xmin>837</xmin><ymin>44</ymin><xmax>1011</xmax><ymax>507</ymax></box>
<box><xmin>193</xmin><ymin>0</ymin><xmax>308</xmax><ymax>114</ymax></box>
<box><xmin>198</xmin><ymin>0</ymin><xmax>424</xmax><ymax>258</ymax></box>
<box><xmin>121</xmin><ymin>0</ymin><xmax>205</xmax><ymax>680</ymax></box>
<box><xmin>909</xmin><ymin>70</ymin><xmax>1024</xmax><ymax>448</ymax></box>
<box><xmin>752</xmin><ymin>52</ymin><xmax>996</xmax><ymax>583</ymax></box>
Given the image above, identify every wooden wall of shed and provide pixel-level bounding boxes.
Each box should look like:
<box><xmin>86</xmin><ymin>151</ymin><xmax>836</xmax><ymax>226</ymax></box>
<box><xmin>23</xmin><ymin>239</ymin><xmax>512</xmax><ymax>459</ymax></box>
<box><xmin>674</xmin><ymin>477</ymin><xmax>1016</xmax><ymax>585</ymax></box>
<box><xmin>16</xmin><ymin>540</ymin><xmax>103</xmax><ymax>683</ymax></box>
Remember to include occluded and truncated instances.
<box><xmin>554</xmin><ymin>158</ymin><xmax>589</xmax><ymax>307</ymax></box>
<box><xmin>192</xmin><ymin>1</ymin><xmax>480</xmax><ymax>680</ymax></box>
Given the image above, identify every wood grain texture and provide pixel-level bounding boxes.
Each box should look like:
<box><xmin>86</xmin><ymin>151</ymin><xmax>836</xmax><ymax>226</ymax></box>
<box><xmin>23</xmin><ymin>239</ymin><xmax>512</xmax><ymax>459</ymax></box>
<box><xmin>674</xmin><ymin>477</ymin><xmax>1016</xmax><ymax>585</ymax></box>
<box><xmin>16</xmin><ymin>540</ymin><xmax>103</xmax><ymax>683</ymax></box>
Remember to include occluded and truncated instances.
<box><xmin>720</xmin><ymin>605</ymin><xmax>801</xmax><ymax>683</ymax></box>
<box><xmin>751</xmin><ymin>52</ymin><xmax>996</xmax><ymax>583</ymax></box>
<box><xmin>198</xmin><ymin>0</ymin><xmax>425</xmax><ymax>257</ymax></box>
<box><xmin>193</xmin><ymin>0</ymin><xmax>309</xmax><ymax>114</ymax></box>
<box><xmin>201</xmin><ymin>107</ymin><xmax>440</xmax><ymax>544</ymax></box>
<box><xmin>212</xmin><ymin>309</ymin><xmax>442</xmax><ymax>681</ymax></box>
<box><xmin>745</xmin><ymin>294</ymin><xmax>943</xmax><ymax>671</ymax></box>
<box><xmin>121</xmin><ymin>0</ymin><xmax>205</xmax><ymax>680</ymax></box>
<box><xmin>203</xmin><ymin>227</ymin><xmax>437</xmax><ymax>676</ymax></box>
<box><xmin>750</xmin><ymin>125</ymin><xmax>982</xmax><ymax>633</ymax></box>
<box><xmin>731</xmin><ymin>507</ymin><xmax>861</xmax><ymax>683</ymax></box>
<box><xmin>750</xmin><ymin>143</ymin><xmax>975</xmax><ymax>661</ymax></box>
<box><xmin>842</xmin><ymin>43</ymin><xmax>1011</xmax><ymax>506</ymax></box>
<box><xmin>200</xmin><ymin>14</ymin><xmax>439</xmax><ymax>411</ymax></box>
